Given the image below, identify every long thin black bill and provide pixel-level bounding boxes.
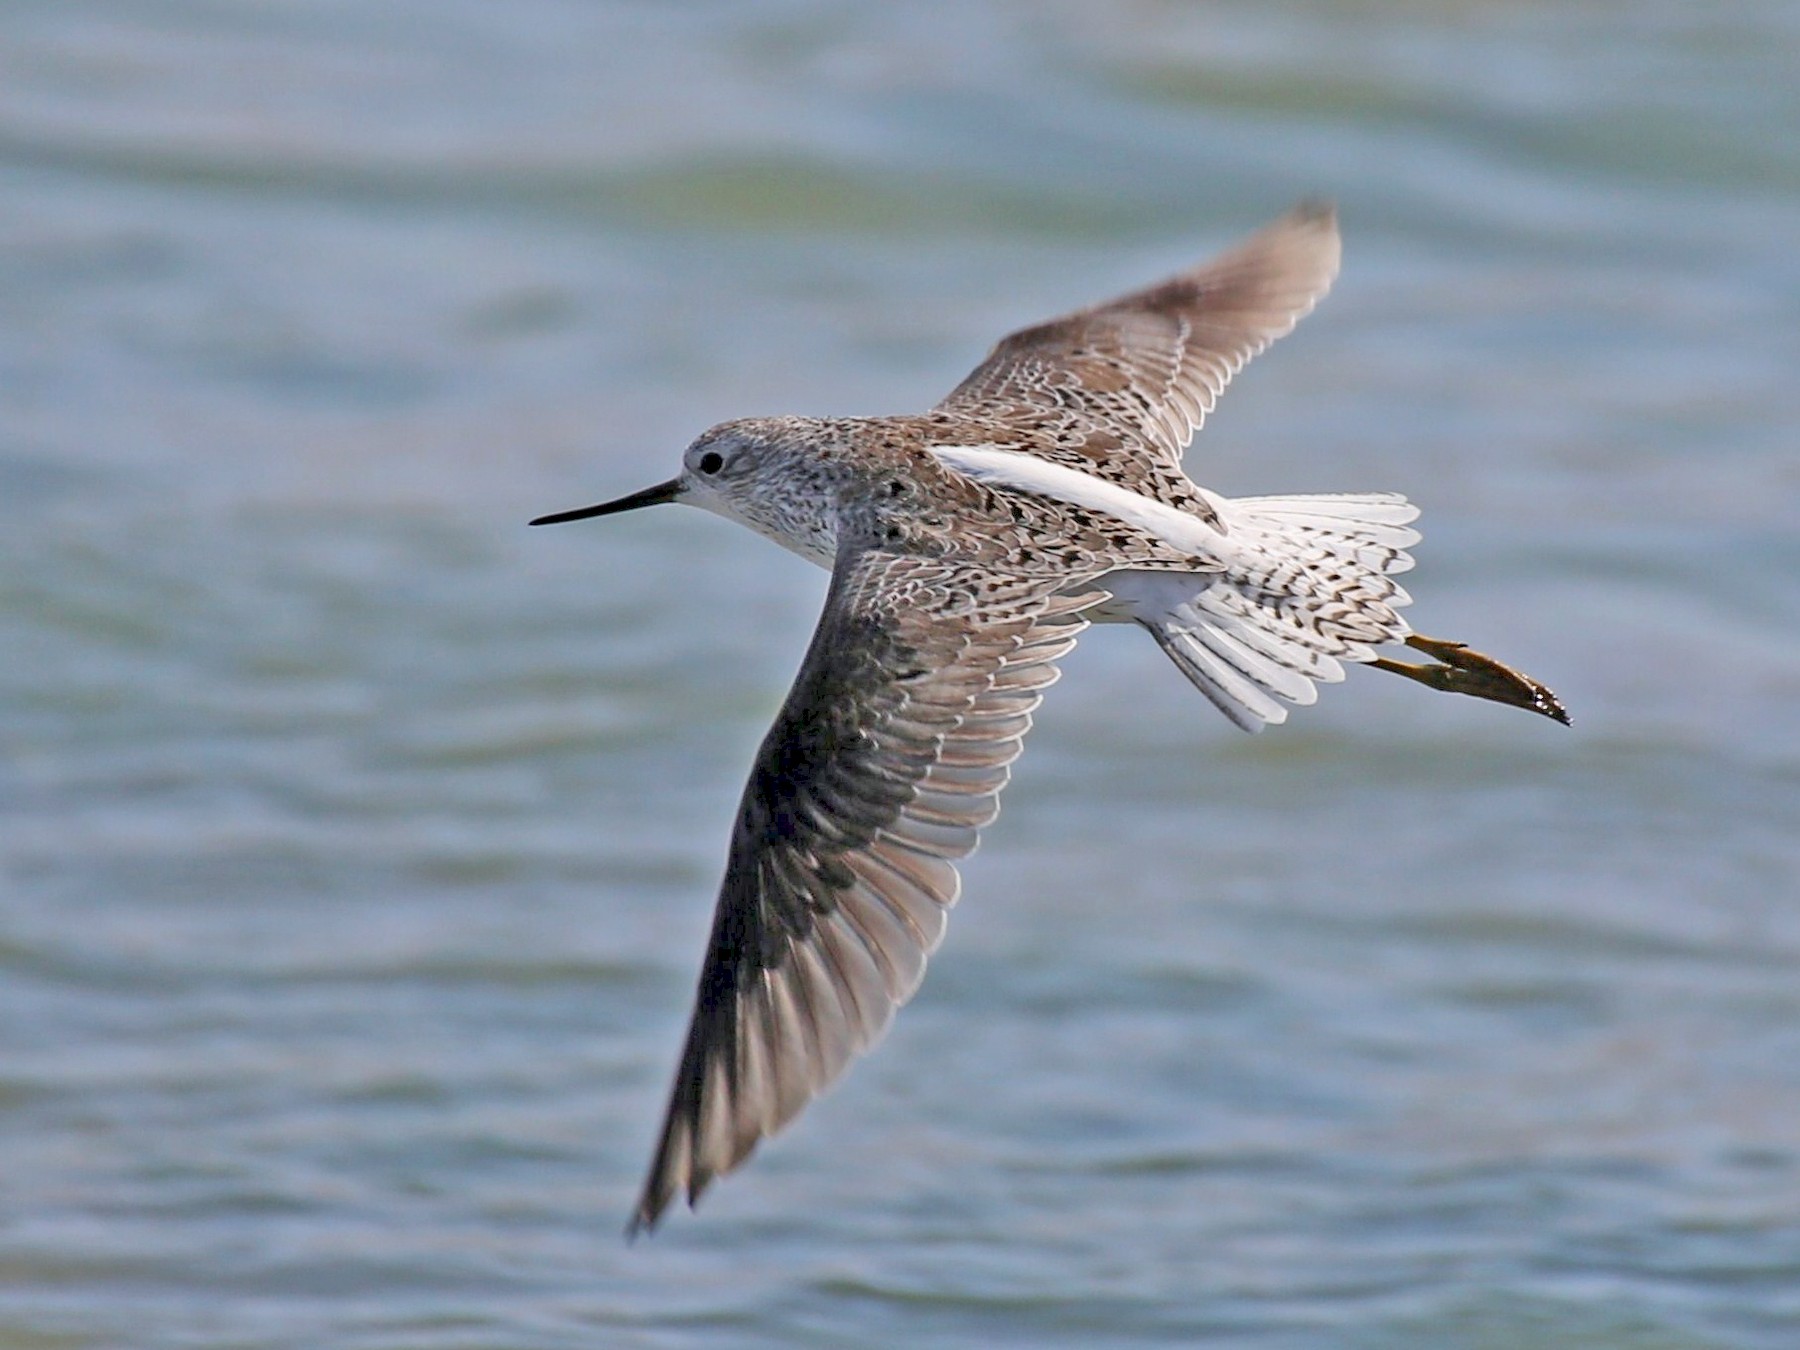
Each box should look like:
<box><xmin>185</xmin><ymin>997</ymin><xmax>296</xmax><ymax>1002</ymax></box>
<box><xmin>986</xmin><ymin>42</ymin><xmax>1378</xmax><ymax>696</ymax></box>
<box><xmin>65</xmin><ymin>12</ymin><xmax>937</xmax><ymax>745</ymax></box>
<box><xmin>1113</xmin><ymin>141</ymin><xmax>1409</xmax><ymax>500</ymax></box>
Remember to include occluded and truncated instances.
<box><xmin>529</xmin><ymin>478</ymin><xmax>683</xmax><ymax>526</ymax></box>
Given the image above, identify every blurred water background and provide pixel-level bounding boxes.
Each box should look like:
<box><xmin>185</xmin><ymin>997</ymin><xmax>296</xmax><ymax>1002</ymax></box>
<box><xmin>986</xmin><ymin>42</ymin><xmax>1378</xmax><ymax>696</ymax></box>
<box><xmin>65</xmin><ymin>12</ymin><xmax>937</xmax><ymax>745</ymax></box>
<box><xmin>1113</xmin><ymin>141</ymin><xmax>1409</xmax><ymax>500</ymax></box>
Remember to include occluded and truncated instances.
<box><xmin>4</xmin><ymin>2</ymin><xmax>1800</xmax><ymax>1346</ymax></box>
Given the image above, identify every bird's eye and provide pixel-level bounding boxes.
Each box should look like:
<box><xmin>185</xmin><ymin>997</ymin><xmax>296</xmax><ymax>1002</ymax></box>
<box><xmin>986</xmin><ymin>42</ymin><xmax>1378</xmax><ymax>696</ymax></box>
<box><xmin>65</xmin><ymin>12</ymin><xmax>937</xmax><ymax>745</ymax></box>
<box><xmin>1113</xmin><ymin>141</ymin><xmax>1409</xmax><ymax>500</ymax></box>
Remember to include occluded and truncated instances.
<box><xmin>697</xmin><ymin>451</ymin><xmax>725</xmax><ymax>475</ymax></box>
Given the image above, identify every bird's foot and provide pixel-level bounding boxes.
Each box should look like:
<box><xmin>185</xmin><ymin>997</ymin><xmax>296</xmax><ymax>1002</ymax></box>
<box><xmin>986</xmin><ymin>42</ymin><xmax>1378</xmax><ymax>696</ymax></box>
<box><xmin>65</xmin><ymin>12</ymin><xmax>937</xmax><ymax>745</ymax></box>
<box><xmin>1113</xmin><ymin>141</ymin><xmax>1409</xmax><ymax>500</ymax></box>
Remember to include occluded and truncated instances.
<box><xmin>1370</xmin><ymin>634</ymin><xmax>1570</xmax><ymax>725</ymax></box>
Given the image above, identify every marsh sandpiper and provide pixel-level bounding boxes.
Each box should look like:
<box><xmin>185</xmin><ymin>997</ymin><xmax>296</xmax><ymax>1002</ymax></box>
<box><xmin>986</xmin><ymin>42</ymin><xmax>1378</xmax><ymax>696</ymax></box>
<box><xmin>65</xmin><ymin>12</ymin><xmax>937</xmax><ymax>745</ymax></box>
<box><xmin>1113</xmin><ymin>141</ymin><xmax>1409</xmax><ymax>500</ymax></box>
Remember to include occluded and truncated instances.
<box><xmin>532</xmin><ymin>202</ymin><xmax>1568</xmax><ymax>1235</ymax></box>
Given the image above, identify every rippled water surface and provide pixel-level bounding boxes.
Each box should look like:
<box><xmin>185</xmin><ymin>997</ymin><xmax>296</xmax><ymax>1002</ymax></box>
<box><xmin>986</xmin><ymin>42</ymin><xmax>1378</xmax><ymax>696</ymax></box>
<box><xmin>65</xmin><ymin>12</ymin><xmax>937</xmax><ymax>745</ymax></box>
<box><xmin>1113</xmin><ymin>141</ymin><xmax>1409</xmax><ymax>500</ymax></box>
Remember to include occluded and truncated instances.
<box><xmin>4</xmin><ymin>2</ymin><xmax>1800</xmax><ymax>1346</ymax></box>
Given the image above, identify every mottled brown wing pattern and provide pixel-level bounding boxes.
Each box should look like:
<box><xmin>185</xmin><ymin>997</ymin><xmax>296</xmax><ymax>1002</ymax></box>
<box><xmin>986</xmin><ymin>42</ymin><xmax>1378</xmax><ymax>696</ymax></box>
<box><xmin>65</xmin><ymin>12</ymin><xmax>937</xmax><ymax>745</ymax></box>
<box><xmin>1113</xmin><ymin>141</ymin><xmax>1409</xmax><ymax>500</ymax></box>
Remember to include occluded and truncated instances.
<box><xmin>629</xmin><ymin>550</ymin><xmax>1101</xmax><ymax>1235</ymax></box>
<box><xmin>934</xmin><ymin>201</ymin><xmax>1341</xmax><ymax>492</ymax></box>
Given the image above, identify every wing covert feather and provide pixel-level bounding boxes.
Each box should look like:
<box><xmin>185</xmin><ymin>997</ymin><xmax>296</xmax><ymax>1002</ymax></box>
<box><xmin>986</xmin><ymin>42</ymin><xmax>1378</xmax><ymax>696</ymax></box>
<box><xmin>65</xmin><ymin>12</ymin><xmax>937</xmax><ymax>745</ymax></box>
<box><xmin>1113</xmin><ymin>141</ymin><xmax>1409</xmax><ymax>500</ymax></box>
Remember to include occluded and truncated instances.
<box><xmin>629</xmin><ymin>551</ymin><xmax>1101</xmax><ymax>1234</ymax></box>
<box><xmin>936</xmin><ymin>202</ymin><xmax>1341</xmax><ymax>485</ymax></box>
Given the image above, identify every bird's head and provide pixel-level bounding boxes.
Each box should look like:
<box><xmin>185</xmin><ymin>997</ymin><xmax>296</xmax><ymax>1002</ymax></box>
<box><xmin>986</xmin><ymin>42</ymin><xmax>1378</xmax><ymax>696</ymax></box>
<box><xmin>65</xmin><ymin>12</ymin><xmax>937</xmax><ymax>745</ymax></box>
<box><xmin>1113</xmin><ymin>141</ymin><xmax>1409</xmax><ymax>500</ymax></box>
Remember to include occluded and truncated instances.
<box><xmin>530</xmin><ymin>418</ymin><xmax>845</xmax><ymax>564</ymax></box>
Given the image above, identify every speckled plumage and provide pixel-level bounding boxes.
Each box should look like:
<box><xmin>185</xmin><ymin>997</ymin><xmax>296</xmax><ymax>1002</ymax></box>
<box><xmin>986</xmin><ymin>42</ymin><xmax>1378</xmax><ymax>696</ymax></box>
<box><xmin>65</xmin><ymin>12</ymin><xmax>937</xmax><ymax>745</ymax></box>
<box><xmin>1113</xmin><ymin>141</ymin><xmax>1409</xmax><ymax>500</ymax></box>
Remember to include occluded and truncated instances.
<box><xmin>530</xmin><ymin>203</ymin><xmax>1568</xmax><ymax>1236</ymax></box>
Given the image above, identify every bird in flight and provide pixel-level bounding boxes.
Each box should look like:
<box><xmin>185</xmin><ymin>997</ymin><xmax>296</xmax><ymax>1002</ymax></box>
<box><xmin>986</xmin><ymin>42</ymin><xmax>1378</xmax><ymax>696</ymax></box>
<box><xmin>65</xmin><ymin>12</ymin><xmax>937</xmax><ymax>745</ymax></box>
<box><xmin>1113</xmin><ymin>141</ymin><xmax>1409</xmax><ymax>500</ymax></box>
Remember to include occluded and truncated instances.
<box><xmin>531</xmin><ymin>202</ymin><xmax>1568</xmax><ymax>1236</ymax></box>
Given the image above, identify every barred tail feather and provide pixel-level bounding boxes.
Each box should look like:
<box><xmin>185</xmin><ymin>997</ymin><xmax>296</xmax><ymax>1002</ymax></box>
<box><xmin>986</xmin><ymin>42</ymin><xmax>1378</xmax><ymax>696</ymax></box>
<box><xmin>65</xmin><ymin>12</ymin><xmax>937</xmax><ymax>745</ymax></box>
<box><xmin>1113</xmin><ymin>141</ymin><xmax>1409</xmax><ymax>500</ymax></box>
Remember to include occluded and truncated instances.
<box><xmin>1226</xmin><ymin>491</ymin><xmax>1421</xmax><ymax>577</ymax></box>
<box><xmin>1117</xmin><ymin>492</ymin><xmax>1421</xmax><ymax>732</ymax></box>
<box><xmin>1148</xmin><ymin>621</ymin><xmax>1317</xmax><ymax>732</ymax></box>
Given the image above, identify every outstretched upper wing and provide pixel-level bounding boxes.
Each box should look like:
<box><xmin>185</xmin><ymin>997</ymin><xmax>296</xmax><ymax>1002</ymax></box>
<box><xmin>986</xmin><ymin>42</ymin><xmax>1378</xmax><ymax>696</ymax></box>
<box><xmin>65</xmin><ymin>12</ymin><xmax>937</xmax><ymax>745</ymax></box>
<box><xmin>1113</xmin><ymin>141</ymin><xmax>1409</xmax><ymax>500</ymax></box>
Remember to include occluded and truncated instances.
<box><xmin>935</xmin><ymin>202</ymin><xmax>1340</xmax><ymax>482</ymax></box>
<box><xmin>629</xmin><ymin>550</ymin><xmax>1101</xmax><ymax>1235</ymax></box>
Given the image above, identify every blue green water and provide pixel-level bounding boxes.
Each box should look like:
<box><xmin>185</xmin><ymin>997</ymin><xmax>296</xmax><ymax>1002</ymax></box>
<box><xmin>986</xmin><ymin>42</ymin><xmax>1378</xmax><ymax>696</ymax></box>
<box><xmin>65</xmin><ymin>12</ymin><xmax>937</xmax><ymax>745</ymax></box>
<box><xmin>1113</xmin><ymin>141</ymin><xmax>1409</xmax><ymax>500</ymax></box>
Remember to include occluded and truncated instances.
<box><xmin>4</xmin><ymin>2</ymin><xmax>1799</xmax><ymax>1346</ymax></box>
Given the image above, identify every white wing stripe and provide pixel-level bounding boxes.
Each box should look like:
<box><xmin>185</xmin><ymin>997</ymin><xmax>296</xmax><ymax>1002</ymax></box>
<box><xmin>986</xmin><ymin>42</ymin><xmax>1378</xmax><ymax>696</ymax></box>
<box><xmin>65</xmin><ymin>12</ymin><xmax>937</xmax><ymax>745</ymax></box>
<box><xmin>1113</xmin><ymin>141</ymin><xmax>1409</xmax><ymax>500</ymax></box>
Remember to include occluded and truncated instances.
<box><xmin>930</xmin><ymin>444</ymin><xmax>1227</xmax><ymax>559</ymax></box>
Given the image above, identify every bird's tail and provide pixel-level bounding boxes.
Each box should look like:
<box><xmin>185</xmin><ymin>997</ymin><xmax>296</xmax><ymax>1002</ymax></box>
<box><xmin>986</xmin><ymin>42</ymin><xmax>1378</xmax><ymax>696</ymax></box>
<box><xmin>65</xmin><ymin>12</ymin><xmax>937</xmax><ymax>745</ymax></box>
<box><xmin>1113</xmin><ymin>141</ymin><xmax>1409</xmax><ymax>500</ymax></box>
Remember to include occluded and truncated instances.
<box><xmin>1122</xmin><ymin>492</ymin><xmax>1421</xmax><ymax>731</ymax></box>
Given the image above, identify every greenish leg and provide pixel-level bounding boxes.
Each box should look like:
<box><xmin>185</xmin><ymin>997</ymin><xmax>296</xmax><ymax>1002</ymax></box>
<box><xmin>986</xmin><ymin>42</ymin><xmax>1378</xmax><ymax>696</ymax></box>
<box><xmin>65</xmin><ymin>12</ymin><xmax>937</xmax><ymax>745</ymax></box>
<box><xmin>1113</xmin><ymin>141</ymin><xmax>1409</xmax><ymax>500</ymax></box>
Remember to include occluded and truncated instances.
<box><xmin>1370</xmin><ymin>634</ymin><xmax>1570</xmax><ymax>725</ymax></box>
